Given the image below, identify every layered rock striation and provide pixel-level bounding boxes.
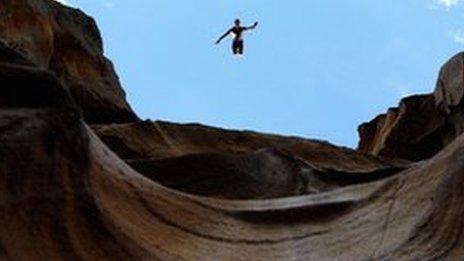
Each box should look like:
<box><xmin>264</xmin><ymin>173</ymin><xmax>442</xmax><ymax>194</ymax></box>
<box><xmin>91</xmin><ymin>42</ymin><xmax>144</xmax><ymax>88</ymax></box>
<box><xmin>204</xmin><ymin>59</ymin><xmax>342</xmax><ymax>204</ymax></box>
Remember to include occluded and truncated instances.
<box><xmin>2</xmin><ymin>0</ymin><xmax>464</xmax><ymax>260</ymax></box>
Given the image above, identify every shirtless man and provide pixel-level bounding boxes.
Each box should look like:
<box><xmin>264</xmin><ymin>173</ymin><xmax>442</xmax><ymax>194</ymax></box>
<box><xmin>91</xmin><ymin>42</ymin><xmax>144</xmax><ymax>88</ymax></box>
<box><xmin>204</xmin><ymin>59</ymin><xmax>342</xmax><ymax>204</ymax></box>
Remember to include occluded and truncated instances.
<box><xmin>215</xmin><ymin>19</ymin><xmax>258</xmax><ymax>56</ymax></box>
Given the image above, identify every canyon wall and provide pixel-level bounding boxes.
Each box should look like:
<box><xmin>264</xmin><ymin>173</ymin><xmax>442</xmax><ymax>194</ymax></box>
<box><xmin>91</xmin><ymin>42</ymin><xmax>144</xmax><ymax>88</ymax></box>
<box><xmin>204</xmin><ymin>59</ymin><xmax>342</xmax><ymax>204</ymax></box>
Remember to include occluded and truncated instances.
<box><xmin>358</xmin><ymin>52</ymin><xmax>464</xmax><ymax>161</ymax></box>
<box><xmin>0</xmin><ymin>0</ymin><xmax>138</xmax><ymax>123</ymax></box>
<box><xmin>2</xmin><ymin>0</ymin><xmax>464</xmax><ymax>260</ymax></box>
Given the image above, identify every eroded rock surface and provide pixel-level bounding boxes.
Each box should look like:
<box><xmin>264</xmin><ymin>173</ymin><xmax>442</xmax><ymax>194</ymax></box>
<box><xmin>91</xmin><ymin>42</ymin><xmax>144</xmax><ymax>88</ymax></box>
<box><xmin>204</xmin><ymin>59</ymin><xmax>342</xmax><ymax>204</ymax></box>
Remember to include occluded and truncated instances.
<box><xmin>0</xmin><ymin>0</ymin><xmax>138</xmax><ymax>123</ymax></box>
<box><xmin>358</xmin><ymin>52</ymin><xmax>464</xmax><ymax>161</ymax></box>
<box><xmin>2</xmin><ymin>55</ymin><xmax>464</xmax><ymax>260</ymax></box>
<box><xmin>92</xmin><ymin>121</ymin><xmax>405</xmax><ymax>172</ymax></box>
<box><xmin>93</xmin><ymin>121</ymin><xmax>406</xmax><ymax>198</ymax></box>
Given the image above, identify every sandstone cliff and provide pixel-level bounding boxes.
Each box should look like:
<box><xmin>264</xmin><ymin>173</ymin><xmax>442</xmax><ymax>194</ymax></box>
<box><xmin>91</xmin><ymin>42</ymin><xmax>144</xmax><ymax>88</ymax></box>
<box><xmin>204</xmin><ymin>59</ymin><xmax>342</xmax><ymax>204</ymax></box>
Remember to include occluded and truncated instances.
<box><xmin>2</xmin><ymin>1</ymin><xmax>464</xmax><ymax>260</ymax></box>
<box><xmin>358</xmin><ymin>53</ymin><xmax>464</xmax><ymax>161</ymax></box>
<box><xmin>0</xmin><ymin>0</ymin><xmax>138</xmax><ymax>123</ymax></box>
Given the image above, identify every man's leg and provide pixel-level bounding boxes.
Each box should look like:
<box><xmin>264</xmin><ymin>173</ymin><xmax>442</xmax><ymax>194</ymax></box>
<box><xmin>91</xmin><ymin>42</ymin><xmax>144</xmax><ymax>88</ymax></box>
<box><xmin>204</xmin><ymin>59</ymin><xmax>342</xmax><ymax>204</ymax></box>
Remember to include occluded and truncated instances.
<box><xmin>238</xmin><ymin>41</ymin><xmax>244</xmax><ymax>55</ymax></box>
<box><xmin>232</xmin><ymin>41</ymin><xmax>239</xmax><ymax>55</ymax></box>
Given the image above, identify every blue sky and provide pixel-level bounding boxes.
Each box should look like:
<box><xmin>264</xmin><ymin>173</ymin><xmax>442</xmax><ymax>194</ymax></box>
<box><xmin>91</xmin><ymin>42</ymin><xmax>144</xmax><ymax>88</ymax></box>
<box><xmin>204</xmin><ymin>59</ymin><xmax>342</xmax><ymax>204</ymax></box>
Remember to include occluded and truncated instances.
<box><xmin>61</xmin><ymin>0</ymin><xmax>464</xmax><ymax>147</ymax></box>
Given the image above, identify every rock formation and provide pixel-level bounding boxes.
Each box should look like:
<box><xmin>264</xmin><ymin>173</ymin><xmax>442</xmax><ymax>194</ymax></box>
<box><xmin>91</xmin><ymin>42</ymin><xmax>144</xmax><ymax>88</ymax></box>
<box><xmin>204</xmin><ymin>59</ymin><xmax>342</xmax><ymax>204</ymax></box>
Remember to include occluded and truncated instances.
<box><xmin>0</xmin><ymin>0</ymin><xmax>138</xmax><ymax>123</ymax></box>
<box><xmin>92</xmin><ymin>121</ymin><xmax>406</xmax><ymax>199</ymax></box>
<box><xmin>2</xmin><ymin>0</ymin><xmax>464</xmax><ymax>260</ymax></box>
<box><xmin>92</xmin><ymin>120</ymin><xmax>404</xmax><ymax>172</ymax></box>
<box><xmin>358</xmin><ymin>52</ymin><xmax>464</xmax><ymax>161</ymax></box>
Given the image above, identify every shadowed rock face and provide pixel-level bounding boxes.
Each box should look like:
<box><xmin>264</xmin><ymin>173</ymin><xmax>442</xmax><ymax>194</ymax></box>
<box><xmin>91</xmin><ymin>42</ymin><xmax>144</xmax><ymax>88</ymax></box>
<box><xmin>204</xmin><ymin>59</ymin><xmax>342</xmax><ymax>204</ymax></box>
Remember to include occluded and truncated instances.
<box><xmin>129</xmin><ymin>149</ymin><xmax>313</xmax><ymax>199</ymax></box>
<box><xmin>358</xmin><ymin>95</ymin><xmax>445</xmax><ymax>161</ymax></box>
<box><xmin>3</xmin><ymin>0</ymin><xmax>464</xmax><ymax>260</ymax></box>
<box><xmin>92</xmin><ymin>120</ymin><xmax>406</xmax><ymax>173</ymax></box>
<box><xmin>127</xmin><ymin>149</ymin><xmax>403</xmax><ymax>199</ymax></box>
<box><xmin>0</xmin><ymin>0</ymin><xmax>138</xmax><ymax>123</ymax></box>
<box><xmin>92</xmin><ymin>121</ymin><xmax>407</xmax><ymax>199</ymax></box>
<box><xmin>358</xmin><ymin>52</ymin><xmax>464</xmax><ymax>161</ymax></box>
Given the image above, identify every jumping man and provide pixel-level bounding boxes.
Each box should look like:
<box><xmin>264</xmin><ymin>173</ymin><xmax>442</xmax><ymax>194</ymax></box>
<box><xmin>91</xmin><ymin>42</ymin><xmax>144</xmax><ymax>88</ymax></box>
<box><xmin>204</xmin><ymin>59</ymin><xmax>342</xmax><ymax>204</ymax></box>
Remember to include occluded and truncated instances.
<box><xmin>215</xmin><ymin>19</ymin><xmax>258</xmax><ymax>56</ymax></box>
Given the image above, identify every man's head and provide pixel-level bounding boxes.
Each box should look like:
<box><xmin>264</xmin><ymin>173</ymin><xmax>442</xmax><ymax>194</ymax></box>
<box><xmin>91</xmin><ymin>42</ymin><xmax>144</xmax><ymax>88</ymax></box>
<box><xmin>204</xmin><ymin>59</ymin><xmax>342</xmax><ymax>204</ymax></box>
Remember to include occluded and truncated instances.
<box><xmin>234</xmin><ymin>19</ymin><xmax>241</xmax><ymax>26</ymax></box>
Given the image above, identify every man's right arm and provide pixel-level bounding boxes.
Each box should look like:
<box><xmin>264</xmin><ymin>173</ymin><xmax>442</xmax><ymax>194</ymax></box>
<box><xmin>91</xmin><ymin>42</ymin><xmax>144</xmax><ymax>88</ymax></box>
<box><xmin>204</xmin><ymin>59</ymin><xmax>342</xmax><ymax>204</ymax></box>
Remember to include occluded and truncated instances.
<box><xmin>215</xmin><ymin>29</ymin><xmax>231</xmax><ymax>44</ymax></box>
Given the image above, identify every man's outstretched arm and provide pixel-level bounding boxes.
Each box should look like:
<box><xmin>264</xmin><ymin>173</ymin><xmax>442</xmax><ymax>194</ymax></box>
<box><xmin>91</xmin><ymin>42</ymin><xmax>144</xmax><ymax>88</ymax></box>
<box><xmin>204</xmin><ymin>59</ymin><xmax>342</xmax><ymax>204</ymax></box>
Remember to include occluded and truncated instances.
<box><xmin>215</xmin><ymin>29</ymin><xmax>231</xmax><ymax>44</ymax></box>
<box><xmin>245</xmin><ymin>22</ymin><xmax>258</xmax><ymax>30</ymax></box>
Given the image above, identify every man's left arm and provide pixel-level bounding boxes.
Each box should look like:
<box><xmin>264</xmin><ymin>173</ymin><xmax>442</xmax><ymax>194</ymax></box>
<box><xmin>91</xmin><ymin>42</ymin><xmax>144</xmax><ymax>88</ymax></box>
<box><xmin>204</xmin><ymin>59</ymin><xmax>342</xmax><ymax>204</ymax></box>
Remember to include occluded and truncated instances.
<box><xmin>245</xmin><ymin>22</ymin><xmax>258</xmax><ymax>30</ymax></box>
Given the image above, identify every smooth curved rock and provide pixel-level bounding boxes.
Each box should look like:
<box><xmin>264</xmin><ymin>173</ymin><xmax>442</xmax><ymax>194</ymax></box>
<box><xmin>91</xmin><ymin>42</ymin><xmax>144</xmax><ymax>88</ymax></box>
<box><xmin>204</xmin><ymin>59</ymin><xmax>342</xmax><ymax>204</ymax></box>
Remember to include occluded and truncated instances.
<box><xmin>2</xmin><ymin>70</ymin><xmax>464</xmax><ymax>260</ymax></box>
<box><xmin>129</xmin><ymin>149</ymin><xmax>314</xmax><ymax>199</ymax></box>
<box><xmin>435</xmin><ymin>52</ymin><xmax>464</xmax><ymax>112</ymax></box>
<box><xmin>127</xmin><ymin>148</ymin><xmax>403</xmax><ymax>199</ymax></box>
